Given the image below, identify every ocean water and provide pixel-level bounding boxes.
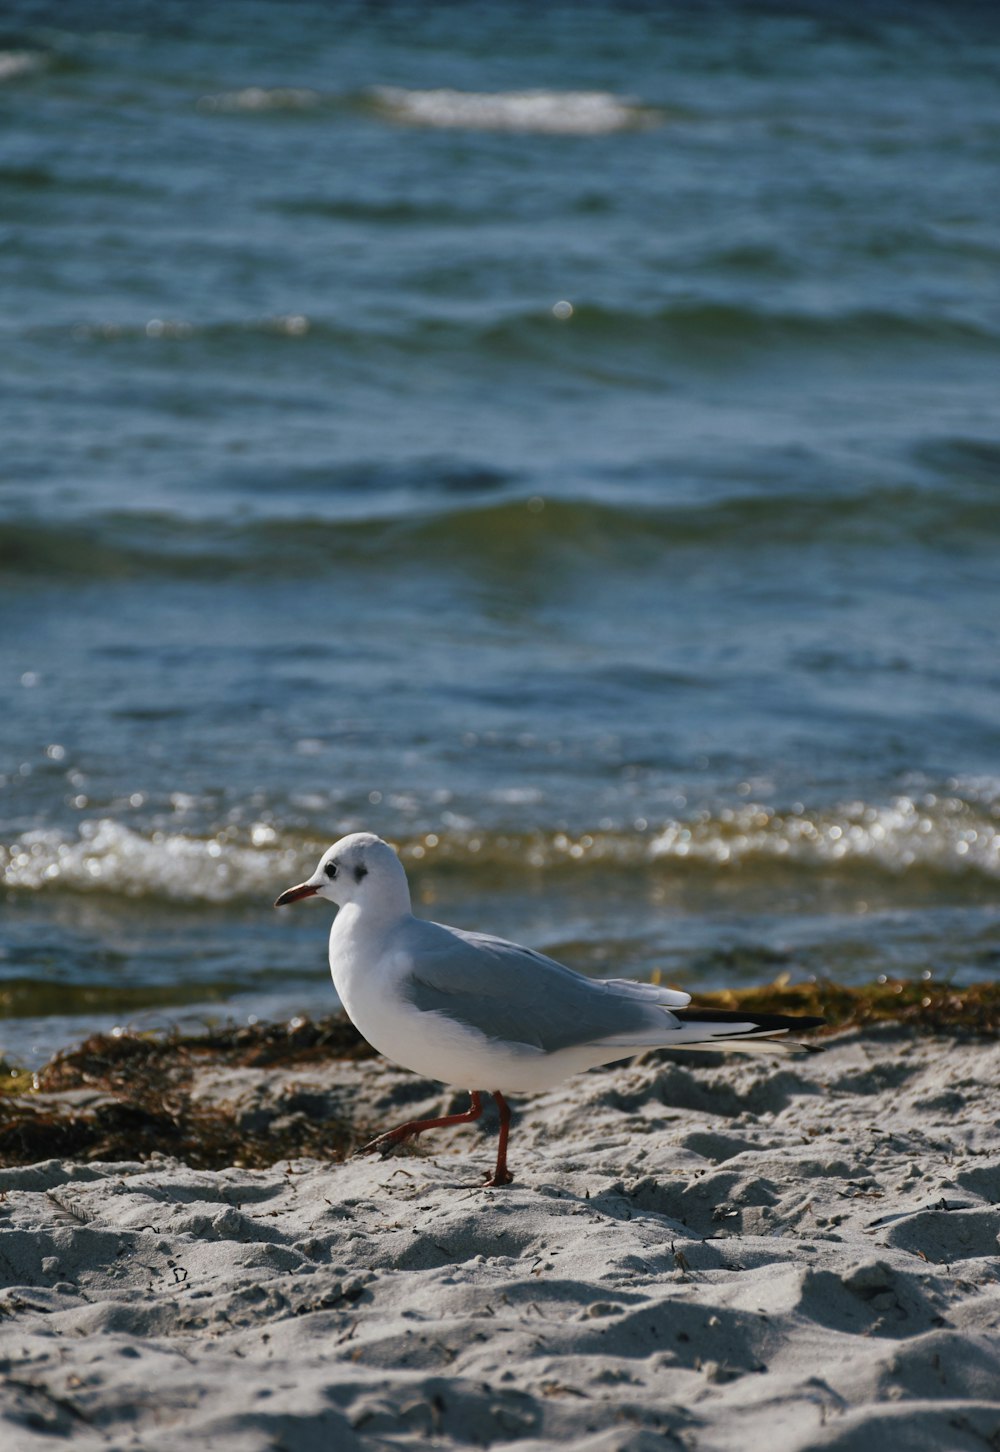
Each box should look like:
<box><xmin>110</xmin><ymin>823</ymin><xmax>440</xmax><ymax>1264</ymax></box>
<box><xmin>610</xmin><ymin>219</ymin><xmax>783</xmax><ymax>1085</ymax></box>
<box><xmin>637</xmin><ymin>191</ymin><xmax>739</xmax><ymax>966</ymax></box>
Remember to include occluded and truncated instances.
<box><xmin>2</xmin><ymin>2</ymin><xmax>1000</xmax><ymax>1064</ymax></box>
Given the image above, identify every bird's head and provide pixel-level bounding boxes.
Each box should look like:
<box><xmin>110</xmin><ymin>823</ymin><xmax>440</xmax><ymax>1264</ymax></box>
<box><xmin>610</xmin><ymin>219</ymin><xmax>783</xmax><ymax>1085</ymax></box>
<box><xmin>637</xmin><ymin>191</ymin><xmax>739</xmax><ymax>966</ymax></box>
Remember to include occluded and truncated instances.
<box><xmin>274</xmin><ymin>832</ymin><xmax>410</xmax><ymax>915</ymax></box>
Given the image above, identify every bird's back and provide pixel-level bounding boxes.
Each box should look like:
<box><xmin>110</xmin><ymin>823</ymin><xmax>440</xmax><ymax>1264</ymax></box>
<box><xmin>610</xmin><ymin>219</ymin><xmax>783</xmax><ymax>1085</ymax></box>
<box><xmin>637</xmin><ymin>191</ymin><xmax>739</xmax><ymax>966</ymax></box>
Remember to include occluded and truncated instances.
<box><xmin>391</xmin><ymin>916</ymin><xmax>688</xmax><ymax>1055</ymax></box>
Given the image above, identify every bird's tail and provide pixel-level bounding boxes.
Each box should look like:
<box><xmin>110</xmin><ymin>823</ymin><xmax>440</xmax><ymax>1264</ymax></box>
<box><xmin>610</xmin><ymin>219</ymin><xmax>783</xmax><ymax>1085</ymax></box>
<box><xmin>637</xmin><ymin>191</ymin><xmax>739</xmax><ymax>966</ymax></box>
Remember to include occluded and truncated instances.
<box><xmin>665</xmin><ymin>1007</ymin><xmax>825</xmax><ymax>1055</ymax></box>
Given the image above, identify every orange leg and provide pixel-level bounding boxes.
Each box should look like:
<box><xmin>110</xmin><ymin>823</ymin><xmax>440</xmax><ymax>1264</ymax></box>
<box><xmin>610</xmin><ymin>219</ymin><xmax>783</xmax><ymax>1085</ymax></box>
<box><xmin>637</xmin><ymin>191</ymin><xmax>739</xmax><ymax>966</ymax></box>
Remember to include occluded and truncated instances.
<box><xmin>484</xmin><ymin>1091</ymin><xmax>514</xmax><ymax>1187</ymax></box>
<box><xmin>357</xmin><ymin>1090</ymin><xmax>484</xmax><ymax>1158</ymax></box>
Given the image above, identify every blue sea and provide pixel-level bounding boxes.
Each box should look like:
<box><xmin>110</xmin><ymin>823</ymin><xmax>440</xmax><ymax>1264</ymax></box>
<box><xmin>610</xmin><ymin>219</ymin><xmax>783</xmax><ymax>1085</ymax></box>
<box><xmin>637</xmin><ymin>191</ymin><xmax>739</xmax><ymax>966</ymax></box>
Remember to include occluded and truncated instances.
<box><xmin>2</xmin><ymin>1</ymin><xmax>1000</xmax><ymax>1064</ymax></box>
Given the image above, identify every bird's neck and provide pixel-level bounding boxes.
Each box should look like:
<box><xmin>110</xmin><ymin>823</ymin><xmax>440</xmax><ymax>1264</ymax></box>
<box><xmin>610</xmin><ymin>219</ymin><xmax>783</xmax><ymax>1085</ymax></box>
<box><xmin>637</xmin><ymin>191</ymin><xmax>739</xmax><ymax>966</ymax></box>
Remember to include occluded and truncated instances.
<box><xmin>332</xmin><ymin>897</ymin><xmax>411</xmax><ymax>945</ymax></box>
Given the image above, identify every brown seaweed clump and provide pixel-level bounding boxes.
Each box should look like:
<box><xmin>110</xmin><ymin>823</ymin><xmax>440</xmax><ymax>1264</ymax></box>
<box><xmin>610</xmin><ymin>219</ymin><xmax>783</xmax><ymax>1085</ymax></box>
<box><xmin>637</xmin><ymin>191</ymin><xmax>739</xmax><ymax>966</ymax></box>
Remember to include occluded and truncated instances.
<box><xmin>0</xmin><ymin>1016</ymin><xmax>375</xmax><ymax>1171</ymax></box>
<box><xmin>697</xmin><ymin>976</ymin><xmax>1000</xmax><ymax>1038</ymax></box>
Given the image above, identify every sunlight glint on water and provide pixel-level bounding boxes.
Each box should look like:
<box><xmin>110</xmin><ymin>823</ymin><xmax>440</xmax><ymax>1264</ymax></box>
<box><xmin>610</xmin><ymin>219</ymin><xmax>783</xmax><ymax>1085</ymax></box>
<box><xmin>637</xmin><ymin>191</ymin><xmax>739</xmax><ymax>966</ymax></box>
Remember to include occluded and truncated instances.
<box><xmin>1</xmin><ymin>1</ymin><xmax>1000</xmax><ymax>1060</ymax></box>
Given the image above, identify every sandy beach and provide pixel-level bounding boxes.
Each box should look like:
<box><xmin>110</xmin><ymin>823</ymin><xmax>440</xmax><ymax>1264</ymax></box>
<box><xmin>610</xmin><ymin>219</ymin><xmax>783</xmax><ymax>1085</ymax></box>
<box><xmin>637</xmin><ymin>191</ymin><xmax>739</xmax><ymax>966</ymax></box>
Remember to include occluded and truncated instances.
<box><xmin>2</xmin><ymin>1024</ymin><xmax>999</xmax><ymax>1450</ymax></box>
<box><xmin>5</xmin><ymin>8</ymin><xmax>1000</xmax><ymax>1449</ymax></box>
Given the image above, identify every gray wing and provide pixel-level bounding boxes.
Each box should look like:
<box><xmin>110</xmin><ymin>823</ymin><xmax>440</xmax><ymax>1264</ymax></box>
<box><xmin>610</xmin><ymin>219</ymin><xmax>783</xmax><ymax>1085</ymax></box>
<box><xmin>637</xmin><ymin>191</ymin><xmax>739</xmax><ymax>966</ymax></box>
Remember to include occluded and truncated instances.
<box><xmin>396</xmin><ymin>920</ymin><xmax>688</xmax><ymax>1054</ymax></box>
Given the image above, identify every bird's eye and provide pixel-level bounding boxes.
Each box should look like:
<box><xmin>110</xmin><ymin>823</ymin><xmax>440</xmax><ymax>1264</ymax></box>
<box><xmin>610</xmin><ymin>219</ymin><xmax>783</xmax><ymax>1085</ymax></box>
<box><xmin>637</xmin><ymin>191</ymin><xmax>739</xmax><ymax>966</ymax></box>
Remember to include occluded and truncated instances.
<box><xmin>324</xmin><ymin>862</ymin><xmax>338</xmax><ymax>880</ymax></box>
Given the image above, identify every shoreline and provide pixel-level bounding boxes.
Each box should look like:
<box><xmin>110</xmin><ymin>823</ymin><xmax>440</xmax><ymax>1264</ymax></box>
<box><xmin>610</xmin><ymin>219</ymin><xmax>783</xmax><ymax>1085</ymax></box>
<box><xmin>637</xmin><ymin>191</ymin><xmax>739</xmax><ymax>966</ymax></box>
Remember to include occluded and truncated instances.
<box><xmin>2</xmin><ymin>977</ymin><xmax>999</xmax><ymax>1170</ymax></box>
<box><xmin>1</xmin><ymin>1003</ymin><xmax>999</xmax><ymax>1448</ymax></box>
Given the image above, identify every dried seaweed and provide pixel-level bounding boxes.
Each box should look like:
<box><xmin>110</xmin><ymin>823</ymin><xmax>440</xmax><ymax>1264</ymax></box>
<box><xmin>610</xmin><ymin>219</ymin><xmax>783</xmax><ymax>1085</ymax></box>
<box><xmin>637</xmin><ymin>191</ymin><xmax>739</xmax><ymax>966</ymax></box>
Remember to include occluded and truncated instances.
<box><xmin>697</xmin><ymin>976</ymin><xmax>1000</xmax><ymax>1037</ymax></box>
<box><xmin>0</xmin><ymin>1017</ymin><xmax>374</xmax><ymax>1171</ymax></box>
<box><xmin>36</xmin><ymin>1014</ymin><xmax>375</xmax><ymax>1094</ymax></box>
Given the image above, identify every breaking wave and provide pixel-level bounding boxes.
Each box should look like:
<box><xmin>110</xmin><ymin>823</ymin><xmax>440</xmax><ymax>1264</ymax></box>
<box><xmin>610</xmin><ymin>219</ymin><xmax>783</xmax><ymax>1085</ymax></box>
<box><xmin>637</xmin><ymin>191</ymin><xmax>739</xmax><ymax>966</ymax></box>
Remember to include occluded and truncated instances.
<box><xmin>367</xmin><ymin>87</ymin><xmax>660</xmax><ymax>135</ymax></box>
<box><xmin>0</xmin><ymin>51</ymin><xmax>46</xmax><ymax>84</ymax></box>
<box><xmin>193</xmin><ymin>84</ymin><xmax>660</xmax><ymax>134</ymax></box>
<box><xmin>4</xmin><ymin>793</ymin><xmax>998</xmax><ymax>905</ymax></box>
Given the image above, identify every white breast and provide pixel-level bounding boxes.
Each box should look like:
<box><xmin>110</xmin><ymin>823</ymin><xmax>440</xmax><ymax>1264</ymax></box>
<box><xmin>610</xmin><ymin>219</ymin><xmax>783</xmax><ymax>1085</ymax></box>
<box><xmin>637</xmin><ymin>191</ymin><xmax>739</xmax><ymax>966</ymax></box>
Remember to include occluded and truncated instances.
<box><xmin>327</xmin><ymin>912</ymin><xmax>581</xmax><ymax>1091</ymax></box>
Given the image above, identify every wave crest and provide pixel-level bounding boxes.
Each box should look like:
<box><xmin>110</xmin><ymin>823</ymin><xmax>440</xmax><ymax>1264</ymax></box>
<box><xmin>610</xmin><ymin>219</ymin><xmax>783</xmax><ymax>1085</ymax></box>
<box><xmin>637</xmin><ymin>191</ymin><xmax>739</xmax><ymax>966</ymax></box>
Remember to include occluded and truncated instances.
<box><xmin>3</xmin><ymin>794</ymin><xmax>998</xmax><ymax>906</ymax></box>
<box><xmin>368</xmin><ymin>87</ymin><xmax>659</xmax><ymax>135</ymax></box>
<box><xmin>0</xmin><ymin>51</ymin><xmax>45</xmax><ymax>84</ymax></box>
<box><xmin>4</xmin><ymin>480</ymin><xmax>999</xmax><ymax>584</ymax></box>
<box><xmin>1</xmin><ymin>821</ymin><xmax>310</xmax><ymax>904</ymax></box>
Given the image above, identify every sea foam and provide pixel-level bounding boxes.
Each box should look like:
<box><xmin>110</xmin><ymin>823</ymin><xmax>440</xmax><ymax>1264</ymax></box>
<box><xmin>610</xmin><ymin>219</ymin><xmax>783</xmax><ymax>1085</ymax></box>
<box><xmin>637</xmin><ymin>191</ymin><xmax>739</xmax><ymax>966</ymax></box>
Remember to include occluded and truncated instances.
<box><xmin>368</xmin><ymin>87</ymin><xmax>657</xmax><ymax>135</ymax></box>
<box><xmin>3</xmin><ymin>793</ymin><xmax>998</xmax><ymax>906</ymax></box>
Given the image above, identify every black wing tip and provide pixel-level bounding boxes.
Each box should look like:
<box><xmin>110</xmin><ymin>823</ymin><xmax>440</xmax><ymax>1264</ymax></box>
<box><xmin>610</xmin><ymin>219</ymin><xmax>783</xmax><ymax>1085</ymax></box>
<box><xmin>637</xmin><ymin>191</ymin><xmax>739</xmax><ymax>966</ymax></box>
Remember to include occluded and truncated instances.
<box><xmin>674</xmin><ymin>1008</ymin><xmax>826</xmax><ymax>1033</ymax></box>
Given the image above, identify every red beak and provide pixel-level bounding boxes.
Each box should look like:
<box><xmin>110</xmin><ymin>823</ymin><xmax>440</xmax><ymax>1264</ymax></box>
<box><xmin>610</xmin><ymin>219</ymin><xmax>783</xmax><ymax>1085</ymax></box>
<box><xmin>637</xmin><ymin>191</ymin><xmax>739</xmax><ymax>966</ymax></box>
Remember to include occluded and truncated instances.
<box><xmin>274</xmin><ymin>881</ymin><xmax>319</xmax><ymax>908</ymax></box>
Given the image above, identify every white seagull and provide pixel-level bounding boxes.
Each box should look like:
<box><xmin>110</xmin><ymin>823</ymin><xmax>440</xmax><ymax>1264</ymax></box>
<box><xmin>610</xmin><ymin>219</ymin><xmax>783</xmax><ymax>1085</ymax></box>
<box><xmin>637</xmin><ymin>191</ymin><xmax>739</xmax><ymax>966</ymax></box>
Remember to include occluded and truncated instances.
<box><xmin>276</xmin><ymin>832</ymin><xmax>823</xmax><ymax>1186</ymax></box>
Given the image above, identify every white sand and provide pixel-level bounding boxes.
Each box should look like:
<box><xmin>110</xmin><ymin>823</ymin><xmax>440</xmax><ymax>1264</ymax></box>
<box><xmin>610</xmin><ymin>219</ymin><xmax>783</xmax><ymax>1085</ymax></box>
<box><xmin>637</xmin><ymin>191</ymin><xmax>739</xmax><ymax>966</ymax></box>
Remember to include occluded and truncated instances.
<box><xmin>2</xmin><ymin>1027</ymin><xmax>1000</xmax><ymax>1450</ymax></box>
